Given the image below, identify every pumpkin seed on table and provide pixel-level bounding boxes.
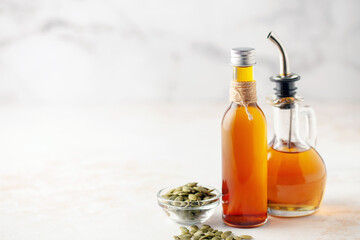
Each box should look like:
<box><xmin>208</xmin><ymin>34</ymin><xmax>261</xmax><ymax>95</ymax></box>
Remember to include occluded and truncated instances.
<box><xmin>239</xmin><ymin>235</ymin><xmax>253</xmax><ymax>239</ymax></box>
<box><xmin>221</xmin><ymin>231</ymin><xmax>232</xmax><ymax>238</ymax></box>
<box><xmin>173</xmin><ymin>225</ymin><xmax>253</xmax><ymax>240</ymax></box>
<box><xmin>180</xmin><ymin>226</ymin><xmax>190</xmax><ymax>234</ymax></box>
<box><xmin>190</xmin><ymin>225</ymin><xmax>199</xmax><ymax>232</ymax></box>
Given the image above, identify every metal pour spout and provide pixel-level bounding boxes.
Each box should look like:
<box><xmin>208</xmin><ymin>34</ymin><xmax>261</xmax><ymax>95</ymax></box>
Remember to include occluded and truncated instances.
<box><xmin>267</xmin><ymin>31</ymin><xmax>290</xmax><ymax>76</ymax></box>
<box><xmin>267</xmin><ymin>31</ymin><xmax>298</xmax><ymax>150</ymax></box>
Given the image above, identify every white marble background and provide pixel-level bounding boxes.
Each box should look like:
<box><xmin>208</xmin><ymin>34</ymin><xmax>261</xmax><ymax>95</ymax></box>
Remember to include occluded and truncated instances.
<box><xmin>0</xmin><ymin>1</ymin><xmax>360</xmax><ymax>239</ymax></box>
<box><xmin>0</xmin><ymin>0</ymin><xmax>359</xmax><ymax>104</ymax></box>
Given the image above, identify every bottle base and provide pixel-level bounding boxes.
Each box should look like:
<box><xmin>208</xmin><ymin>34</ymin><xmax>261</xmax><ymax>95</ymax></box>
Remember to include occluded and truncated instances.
<box><xmin>222</xmin><ymin>214</ymin><xmax>268</xmax><ymax>228</ymax></box>
<box><xmin>268</xmin><ymin>205</ymin><xmax>318</xmax><ymax>217</ymax></box>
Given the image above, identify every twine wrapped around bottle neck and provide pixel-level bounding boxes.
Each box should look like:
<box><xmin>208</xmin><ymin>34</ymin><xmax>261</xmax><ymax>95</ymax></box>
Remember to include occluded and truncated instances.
<box><xmin>229</xmin><ymin>81</ymin><xmax>257</xmax><ymax>120</ymax></box>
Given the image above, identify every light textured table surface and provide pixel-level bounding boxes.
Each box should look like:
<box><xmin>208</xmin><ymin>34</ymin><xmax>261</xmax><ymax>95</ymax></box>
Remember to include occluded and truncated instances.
<box><xmin>0</xmin><ymin>102</ymin><xmax>359</xmax><ymax>239</ymax></box>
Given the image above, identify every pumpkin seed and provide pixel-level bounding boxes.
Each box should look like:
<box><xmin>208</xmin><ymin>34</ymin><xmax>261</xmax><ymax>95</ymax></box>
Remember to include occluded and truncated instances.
<box><xmin>193</xmin><ymin>230</ymin><xmax>203</xmax><ymax>236</ymax></box>
<box><xmin>172</xmin><ymin>225</ymin><xmax>253</xmax><ymax>240</ymax></box>
<box><xmin>221</xmin><ymin>231</ymin><xmax>232</xmax><ymax>238</ymax></box>
<box><xmin>187</xmin><ymin>182</ymin><xmax>198</xmax><ymax>187</ymax></box>
<box><xmin>190</xmin><ymin>225</ymin><xmax>199</xmax><ymax>232</ymax></box>
<box><xmin>239</xmin><ymin>235</ymin><xmax>253</xmax><ymax>239</ymax></box>
<box><xmin>180</xmin><ymin>226</ymin><xmax>189</xmax><ymax>234</ymax></box>
<box><xmin>188</xmin><ymin>194</ymin><xmax>197</xmax><ymax>201</ymax></box>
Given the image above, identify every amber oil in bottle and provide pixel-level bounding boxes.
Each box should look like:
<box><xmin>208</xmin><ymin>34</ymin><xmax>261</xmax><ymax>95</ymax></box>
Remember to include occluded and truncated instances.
<box><xmin>221</xmin><ymin>48</ymin><xmax>268</xmax><ymax>227</ymax></box>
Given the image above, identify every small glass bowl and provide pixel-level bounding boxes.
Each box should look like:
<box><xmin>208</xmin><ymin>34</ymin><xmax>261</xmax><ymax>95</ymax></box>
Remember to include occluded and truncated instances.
<box><xmin>157</xmin><ymin>186</ymin><xmax>221</xmax><ymax>225</ymax></box>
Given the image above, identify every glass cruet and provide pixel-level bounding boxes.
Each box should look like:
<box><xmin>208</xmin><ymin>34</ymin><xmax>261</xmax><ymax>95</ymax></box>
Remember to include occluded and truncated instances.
<box><xmin>266</xmin><ymin>32</ymin><xmax>326</xmax><ymax>217</ymax></box>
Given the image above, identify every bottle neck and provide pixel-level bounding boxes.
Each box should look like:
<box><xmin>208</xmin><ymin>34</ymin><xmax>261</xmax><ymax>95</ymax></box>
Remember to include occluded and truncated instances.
<box><xmin>272</xmin><ymin>103</ymin><xmax>309</xmax><ymax>152</ymax></box>
<box><xmin>230</xmin><ymin>66</ymin><xmax>257</xmax><ymax>108</ymax></box>
<box><xmin>233</xmin><ymin>66</ymin><xmax>254</xmax><ymax>82</ymax></box>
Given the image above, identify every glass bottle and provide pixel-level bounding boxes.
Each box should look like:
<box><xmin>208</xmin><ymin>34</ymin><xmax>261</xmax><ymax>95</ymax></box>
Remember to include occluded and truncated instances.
<box><xmin>222</xmin><ymin>48</ymin><xmax>268</xmax><ymax>227</ymax></box>
<box><xmin>266</xmin><ymin>32</ymin><xmax>326</xmax><ymax>217</ymax></box>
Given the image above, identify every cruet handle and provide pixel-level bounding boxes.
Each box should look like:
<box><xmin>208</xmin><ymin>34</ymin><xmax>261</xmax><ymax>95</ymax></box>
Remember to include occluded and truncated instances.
<box><xmin>301</xmin><ymin>105</ymin><xmax>317</xmax><ymax>148</ymax></box>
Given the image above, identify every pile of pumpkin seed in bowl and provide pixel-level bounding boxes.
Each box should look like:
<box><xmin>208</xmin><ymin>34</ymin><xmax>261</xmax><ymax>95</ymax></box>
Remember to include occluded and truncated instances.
<box><xmin>157</xmin><ymin>183</ymin><xmax>220</xmax><ymax>224</ymax></box>
<box><xmin>161</xmin><ymin>182</ymin><xmax>218</xmax><ymax>205</ymax></box>
<box><xmin>173</xmin><ymin>225</ymin><xmax>253</xmax><ymax>240</ymax></box>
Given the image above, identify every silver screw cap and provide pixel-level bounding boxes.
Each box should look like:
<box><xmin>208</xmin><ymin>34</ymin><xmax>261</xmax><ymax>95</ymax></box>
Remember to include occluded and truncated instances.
<box><xmin>231</xmin><ymin>47</ymin><xmax>256</xmax><ymax>67</ymax></box>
